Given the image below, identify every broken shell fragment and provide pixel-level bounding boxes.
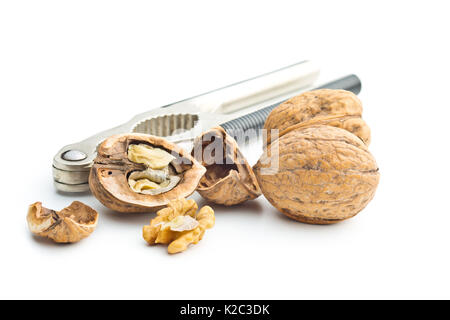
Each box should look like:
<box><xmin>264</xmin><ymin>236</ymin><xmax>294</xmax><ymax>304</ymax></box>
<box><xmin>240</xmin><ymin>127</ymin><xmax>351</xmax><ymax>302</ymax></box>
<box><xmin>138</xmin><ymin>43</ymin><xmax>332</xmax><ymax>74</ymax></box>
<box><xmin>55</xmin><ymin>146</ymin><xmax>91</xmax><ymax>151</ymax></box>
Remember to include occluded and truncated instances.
<box><xmin>192</xmin><ymin>127</ymin><xmax>261</xmax><ymax>206</ymax></box>
<box><xmin>143</xmin><ymin>198</ymin><xmax>215</xmax><ymax>254</ymax></box>
<box><xmin>89</xmin><ymin>133</ymin><xmax>206</xmax><ymax>213</ymax></box>
<box><xmin>27</xmin><ymin>201</ymin><xmax>98</xmax><ymax>243</ymax></box>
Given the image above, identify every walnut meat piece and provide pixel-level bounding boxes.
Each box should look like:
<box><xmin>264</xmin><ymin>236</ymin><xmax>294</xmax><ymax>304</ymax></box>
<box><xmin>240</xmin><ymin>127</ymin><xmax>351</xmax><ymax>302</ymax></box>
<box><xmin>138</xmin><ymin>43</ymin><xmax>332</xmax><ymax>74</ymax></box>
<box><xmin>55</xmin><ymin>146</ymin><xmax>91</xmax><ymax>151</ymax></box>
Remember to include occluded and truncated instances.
<box><xmin>254</xmin><ymin>125</ymin><xmax>379</xmax><ymax>224</ymax></box>
<box><xmin>142</xmin><ymin>198</ymin><xmax>215</xmax><ymax>254</ymax></box>
<box><xmin>192</xmin><ymin>127</ymin><xmax>261</xmax><ymax>206</ymax></box>
<box><xmin>264</xmin><ymin>89</ymin><xmax>371</xmax><ymax>145</ymax></box>
<box><xmin>27</xmin><ymin>201</ymin><xmax>98</xmax><ymax>243</ymax></box>
<box><xmin>127</xmin><ymin>146</ymin><xmax>181</xmax><ymax>195</ymax></box>
<box><xmin>89</xmin><ymin>134</ymin><xmax>206</xmax><ymax>213</ymax></box>
<box><xmin>128</xmin><ymin>144</ymin><xmax>176</xmax><ymax>170</ymax></box>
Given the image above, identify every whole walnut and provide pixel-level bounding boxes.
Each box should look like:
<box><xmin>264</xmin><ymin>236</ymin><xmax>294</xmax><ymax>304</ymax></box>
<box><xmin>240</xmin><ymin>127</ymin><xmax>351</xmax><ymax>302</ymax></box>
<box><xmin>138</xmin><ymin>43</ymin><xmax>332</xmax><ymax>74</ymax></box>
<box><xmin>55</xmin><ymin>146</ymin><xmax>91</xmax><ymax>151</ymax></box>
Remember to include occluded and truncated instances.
<box><xmin>263</xmin><ymin>89</ymin><xmax>371</xmax><ymax>145</ymax></box>
<box><xmin>254</xmin><ymin>125</ymin><xmax>379</xmax><ymax>224</ymax></box>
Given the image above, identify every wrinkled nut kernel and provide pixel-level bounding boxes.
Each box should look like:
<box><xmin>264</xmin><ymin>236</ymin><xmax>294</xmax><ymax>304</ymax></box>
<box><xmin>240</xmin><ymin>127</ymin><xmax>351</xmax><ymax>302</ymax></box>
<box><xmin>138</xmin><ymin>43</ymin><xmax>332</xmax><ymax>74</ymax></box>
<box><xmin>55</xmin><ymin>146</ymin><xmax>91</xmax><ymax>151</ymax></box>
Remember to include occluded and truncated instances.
<box><xmin>27</xmin><ymin>201</ymin><xmax>98</xmax><ymax>243</ymax></box>
<box><xmin>264</xmin><ymin>89</ymin><xmax>371</xmax><ymax>145</ymax></box>
<box><xmin>254</xmin><ymin>125</ymin><xmax>379</xmax><ymax>224</ymax></box>
<box><xmin>89</xmin><ymin>134</ymin><xmax>206</xmax><ymax>213</ymax></box>
<box><xmin>192</xmin><ymin>127</ymin><xmax>261</xmax><ymax>206</ymax></box>
<box><xmin>143</xmin><ymin>198</ymin><xmax>215</xmax><ymax>254</ymax></box>
<box><xmin>127</xmin><ymin>144</ymin><xmax>181</xmax><ymax>195</ymax></box>
<box><xmin>160</xmin><ymin>215</ymin><xmax>199</xmax><ymax>232</ymax></box>
<box><xmin>128</xmin><ymin>144</ymin><xmax>176</xmax><ymax>170</ymax></box>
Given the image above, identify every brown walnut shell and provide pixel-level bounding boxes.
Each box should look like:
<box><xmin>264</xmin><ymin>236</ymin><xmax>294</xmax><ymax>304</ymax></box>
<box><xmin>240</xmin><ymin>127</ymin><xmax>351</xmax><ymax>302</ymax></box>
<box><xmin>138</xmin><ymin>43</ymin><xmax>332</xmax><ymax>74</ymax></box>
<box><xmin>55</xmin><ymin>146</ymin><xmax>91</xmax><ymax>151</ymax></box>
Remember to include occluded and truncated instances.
<box><xmin>254</xmin><ymin>125</ymin><xmax>379</xmax><ymax>224</ymax></box>
<box><xmin>264</xmin><ymin>89</ymin><xmax>371</xmax><ymax>145</ymax></box>
<box><xmin>192</xmin><ymin>127</ymin><xmax>261</xmax><ymax>206</ymax></box>
<box><xmin>27</xmin><ymin>201</ymin><xmax>98</xmax><ymax>243</ymax></box>
<box><xmin>89</xmin><ymin>133</ymin><xmax>206</xmax><ymax>213</ymax></box>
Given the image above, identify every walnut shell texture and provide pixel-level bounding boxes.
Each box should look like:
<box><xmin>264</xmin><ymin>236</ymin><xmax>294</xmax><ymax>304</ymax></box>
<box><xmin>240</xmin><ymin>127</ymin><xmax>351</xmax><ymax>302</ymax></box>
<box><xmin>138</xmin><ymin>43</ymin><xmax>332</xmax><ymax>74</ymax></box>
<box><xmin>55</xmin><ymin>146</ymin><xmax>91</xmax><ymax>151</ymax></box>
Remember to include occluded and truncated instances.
<box><xmin>27</xmin><ymin>201</ymin><xmax>98</xmax><ymax>243</ymax></box>
<box><xmin>192</xmin><ymin>127</ymin><xmax>261</xmax><ymax>206</ymax></box>
<box><xmin>264</xmin><ymin>89</ymin><xmax>371</xmax><ymax>145</ymax></box>
<box><xmin>89</xmin><ymin>133</ymin><xmax>206</xmax><ymax>213</ymax></box>
<box><xmin>254</xmin><ymin>125</ymin><xmax>379</xmax><ymax>224</ymax></box>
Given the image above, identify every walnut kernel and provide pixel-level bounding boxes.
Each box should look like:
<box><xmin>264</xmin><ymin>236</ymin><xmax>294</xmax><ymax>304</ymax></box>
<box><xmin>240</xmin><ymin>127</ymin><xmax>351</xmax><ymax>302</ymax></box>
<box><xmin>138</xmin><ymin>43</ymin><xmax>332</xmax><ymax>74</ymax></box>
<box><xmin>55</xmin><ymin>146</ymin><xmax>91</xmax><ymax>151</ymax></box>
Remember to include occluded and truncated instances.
<box><xmin>142</xmin><ymin>198</ymin><xmax>215</xmax><ymax>254</ymax></box>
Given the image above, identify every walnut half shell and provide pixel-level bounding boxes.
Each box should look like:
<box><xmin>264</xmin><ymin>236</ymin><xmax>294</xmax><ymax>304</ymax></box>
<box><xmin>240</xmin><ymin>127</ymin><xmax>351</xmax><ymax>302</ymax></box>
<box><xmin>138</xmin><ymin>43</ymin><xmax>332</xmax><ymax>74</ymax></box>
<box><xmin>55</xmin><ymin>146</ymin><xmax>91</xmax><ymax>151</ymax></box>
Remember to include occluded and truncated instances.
<box><xmin>27</xmin><ymin>201</ymin><xmax>99</xmax><ymax>243</ymax></box>
<box><xmin>192</xmin><ymin>127</ymin><xmax>261</xmax><ymax>206</ymax></box>
<box><xmin>89</xmin><ymin>133</ymin><xmax>206</xmax><ymax>213</ymax></box>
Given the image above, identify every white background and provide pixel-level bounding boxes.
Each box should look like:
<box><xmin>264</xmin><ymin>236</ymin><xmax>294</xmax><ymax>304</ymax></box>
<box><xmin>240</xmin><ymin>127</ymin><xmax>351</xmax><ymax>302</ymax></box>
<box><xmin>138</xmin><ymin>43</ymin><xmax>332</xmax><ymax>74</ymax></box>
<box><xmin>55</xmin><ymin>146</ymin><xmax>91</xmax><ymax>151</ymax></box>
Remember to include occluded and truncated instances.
<box><xmin>1</xmin><ymin>1</ymin><xmax>449</xmax><ymax>299</ymax></box>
